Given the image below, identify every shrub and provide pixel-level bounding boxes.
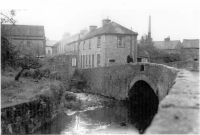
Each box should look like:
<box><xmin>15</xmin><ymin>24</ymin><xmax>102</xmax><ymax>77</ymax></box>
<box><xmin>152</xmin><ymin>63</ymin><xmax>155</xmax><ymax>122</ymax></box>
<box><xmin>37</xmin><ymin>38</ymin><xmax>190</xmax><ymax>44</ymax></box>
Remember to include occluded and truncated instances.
<box><xmin>1</xmin><ymin>76</ymin><xmax>18</xmax><ymax>89</ymax></box>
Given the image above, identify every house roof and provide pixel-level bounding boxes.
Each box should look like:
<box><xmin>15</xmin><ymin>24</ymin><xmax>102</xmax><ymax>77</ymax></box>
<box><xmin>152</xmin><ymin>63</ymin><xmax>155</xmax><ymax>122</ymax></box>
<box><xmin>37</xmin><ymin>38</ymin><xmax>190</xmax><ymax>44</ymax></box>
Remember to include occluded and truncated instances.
<box><xmin>1</xmin><ymin>24</ymin><xmax>45</xmax><ymax>38</ymax></box>
<box><xmin>153</xmin><ymin>40</ymin><xmax>181</xmax><ymax>50</ymax></box>
<box><xmin>83</xmin><ymin>21</ymin><xmax>138</xmax><ymax>40</ymax></box>
<box><xmin>182</xmin><ymin>39</ymin><xmax>199</xmax><ymax>49</ymax></box>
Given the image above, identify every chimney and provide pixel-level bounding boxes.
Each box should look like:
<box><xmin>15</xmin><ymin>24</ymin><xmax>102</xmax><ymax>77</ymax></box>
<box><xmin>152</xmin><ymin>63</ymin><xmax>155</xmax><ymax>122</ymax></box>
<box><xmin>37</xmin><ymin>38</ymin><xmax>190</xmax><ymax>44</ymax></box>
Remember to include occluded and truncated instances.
<box><xmin>89</xmin><ymin>25</ymin><xmax>97</xmax><ymax>32</ymax></box>
<box><xmin>164</xmin><ymin>36</ymin><xmax>170</xmax><ymax>42</ymax></box>
<box><xmin>102</xmin><ymin>19</ymin><xmax>111</xmax><ymax>27</ymax></box>
<box><xmin>148</xmin><ymin>15</ymin><xmax>151</xmax><ymax>39</ymax></box>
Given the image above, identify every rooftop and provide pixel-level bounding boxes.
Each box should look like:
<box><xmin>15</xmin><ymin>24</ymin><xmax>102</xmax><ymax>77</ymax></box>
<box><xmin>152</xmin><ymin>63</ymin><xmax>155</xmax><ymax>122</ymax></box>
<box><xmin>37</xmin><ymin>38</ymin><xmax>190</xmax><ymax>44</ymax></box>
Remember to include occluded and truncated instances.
<box><xmin>83</xmin><ymin>21</ymin><xmax>138</xmax><ymax>40</ymax></box>
<box><xmin>1</xmin><ymin>24</ymin><xmax>45</xmax><ymax>37</ymax></box>
<box><xmin>153</xmin><ymin>40</ymin><xmax>181</xmax><ymax>50</ymax></box>
<box><xmin>182</xmin><ymin>39</ymin><xmax>199</xmax><ymax>49</ymax></box>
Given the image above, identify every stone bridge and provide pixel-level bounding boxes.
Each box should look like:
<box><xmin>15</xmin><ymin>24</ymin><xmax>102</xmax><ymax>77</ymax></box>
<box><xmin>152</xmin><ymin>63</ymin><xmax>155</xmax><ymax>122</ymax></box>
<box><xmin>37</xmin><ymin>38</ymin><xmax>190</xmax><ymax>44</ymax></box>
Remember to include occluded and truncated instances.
<box><xmin>75</xmin><ymin>63</ymin><xmax>178</xmax><ymax>102</ymax></box>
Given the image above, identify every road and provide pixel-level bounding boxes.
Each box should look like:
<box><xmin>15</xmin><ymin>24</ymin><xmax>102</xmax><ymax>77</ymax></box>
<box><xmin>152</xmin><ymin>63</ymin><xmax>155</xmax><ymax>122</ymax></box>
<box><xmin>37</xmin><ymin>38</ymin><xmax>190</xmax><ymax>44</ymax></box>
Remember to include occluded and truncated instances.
<box><xmin>146</xmin><ymin>69</ymin><xmax>199</xmax><ymax>134</ymax></box>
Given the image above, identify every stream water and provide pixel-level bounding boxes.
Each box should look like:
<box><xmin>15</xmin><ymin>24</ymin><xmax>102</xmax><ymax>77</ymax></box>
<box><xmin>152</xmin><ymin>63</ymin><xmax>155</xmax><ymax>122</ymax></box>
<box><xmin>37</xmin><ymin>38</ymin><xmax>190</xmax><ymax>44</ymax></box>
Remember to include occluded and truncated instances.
<box><xmin>35</xmin><ymin>99</ymin><xmax>156</xmax><ymax>134</ymax></box>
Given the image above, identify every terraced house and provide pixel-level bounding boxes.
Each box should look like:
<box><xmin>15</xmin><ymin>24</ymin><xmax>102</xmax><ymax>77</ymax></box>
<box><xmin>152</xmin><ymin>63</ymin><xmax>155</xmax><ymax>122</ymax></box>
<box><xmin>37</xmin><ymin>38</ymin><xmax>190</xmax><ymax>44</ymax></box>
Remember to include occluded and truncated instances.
<box><xmin>78</xmin><ymin>19</ymin><xmax>138</xmax><ymax>69</ymax></box>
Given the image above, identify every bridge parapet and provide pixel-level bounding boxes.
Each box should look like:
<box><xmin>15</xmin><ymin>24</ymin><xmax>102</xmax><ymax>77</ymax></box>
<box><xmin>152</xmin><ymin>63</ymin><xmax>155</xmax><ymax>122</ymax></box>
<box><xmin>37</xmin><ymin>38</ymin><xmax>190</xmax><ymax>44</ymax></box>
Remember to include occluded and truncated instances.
<box><xmin>76</xmin><ymin>63</ymin><xmax>178</xmax><ymax>101</ymax></box>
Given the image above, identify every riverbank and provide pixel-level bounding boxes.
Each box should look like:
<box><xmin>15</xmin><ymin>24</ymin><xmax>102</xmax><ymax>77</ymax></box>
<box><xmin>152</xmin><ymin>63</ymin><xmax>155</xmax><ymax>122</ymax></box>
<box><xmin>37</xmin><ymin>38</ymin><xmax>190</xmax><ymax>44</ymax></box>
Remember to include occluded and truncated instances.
<box><xmin>1</xmin><ymin>75</ymin><xmax>65</xmax><ymax>134</ymax></box>
<box><xmin>146</xmin><ymin>69</ymin><xmax>200</xmax><ymax>134</ymax></box>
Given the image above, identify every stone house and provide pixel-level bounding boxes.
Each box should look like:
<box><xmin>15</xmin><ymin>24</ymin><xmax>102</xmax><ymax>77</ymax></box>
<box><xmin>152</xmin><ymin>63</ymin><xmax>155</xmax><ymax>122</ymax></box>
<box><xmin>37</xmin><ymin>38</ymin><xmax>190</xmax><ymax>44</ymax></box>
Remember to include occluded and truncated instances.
<box><xmin>181</xmin><ymin>39</ymin><xmax>199</xmax><ymax>61</ymax></box>
<box><xmin>52</xmin><ymin>42</ymin><xmax>59</xmax><ymax>56</ymax></box>
<box><xmin>153</xmin><ymin>37</ymin><xmax>181</xmax><ymax>54</ymax></box>
<box><xmin>1</xmin><ymin>24</ymin><xmax>46</xmax><ymax>57</ymax></box>
<box><xmin>45</xmin><ymin>40</ymin><xmax>57</xmax><ymax>56</ymax></box>
<box><xmin>78</xmin><ymin>19</ymin><xmax>138</xmax><ymax>69</ymax></box>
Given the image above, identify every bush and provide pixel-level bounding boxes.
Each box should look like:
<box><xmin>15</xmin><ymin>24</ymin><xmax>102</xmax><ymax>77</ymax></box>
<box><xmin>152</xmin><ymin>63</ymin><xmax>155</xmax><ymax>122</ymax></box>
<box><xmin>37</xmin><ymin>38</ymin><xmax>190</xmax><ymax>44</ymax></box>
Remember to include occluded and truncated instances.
<box><xmin>22</xmin><ymin>68</ymin><xmax>51</xmax><ymax>79</ymax></box>
<box><xmin>1</xmin><ymin>76</ymin><xmax>18</xmax><ymax>89</ymax></box>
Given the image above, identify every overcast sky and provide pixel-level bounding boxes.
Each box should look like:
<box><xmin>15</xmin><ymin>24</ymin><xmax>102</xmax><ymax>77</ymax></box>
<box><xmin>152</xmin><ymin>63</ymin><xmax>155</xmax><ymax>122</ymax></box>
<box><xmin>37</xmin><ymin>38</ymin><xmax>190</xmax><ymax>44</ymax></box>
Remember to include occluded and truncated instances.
<box><xmin>1</xmin><ymin>0</ymin><xmax>200</xmax><ymax>41</ymax></box>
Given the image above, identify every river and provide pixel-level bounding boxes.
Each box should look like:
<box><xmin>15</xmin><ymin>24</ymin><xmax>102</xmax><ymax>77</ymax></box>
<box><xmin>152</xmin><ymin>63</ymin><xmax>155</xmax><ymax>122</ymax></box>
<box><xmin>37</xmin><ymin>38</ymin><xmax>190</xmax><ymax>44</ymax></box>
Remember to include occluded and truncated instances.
<box><xmin>35</xmin><ymin>95</ymin><xmax>156</xmax><ymax>134</ymax></box>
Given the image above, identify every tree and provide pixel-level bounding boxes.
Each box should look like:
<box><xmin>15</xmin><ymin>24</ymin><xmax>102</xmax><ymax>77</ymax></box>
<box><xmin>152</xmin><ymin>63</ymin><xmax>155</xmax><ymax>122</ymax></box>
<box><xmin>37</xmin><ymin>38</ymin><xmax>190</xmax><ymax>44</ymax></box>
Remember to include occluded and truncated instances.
<box><xmin>15</xmin><ymin>54</ymin><xmax>42</xmax><ymax>81</ymax></box>
<box><xmin>1</xmin><ymin>10</ymin><xmax>16</xmax><ymax>24</ymax></box>
<box><xmin>1</xmin><ymin>10</ymin><xmax>17</xmax><ymax>69</ymax></box>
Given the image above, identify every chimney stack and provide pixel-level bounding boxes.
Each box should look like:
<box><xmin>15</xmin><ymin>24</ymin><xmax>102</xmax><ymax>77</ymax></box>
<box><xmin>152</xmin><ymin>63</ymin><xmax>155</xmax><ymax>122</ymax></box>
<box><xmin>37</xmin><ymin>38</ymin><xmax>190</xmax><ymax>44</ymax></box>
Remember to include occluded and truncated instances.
<box><xmin>89</xmin><ymin>25</ymin><xmax>97</xmax><ymax>32</ymax></box>
<box><xmin>102</xmin><ymin>19</ymin><xmax>111</xmax><ymax>27</ymax></box>
<box><xmin>164</xmin><ymin>36</ymin><xmax>170</xmax><ymax>42</ymax></box>
<box><xmin>148</xmin><ymin>15</ymin><xmax>151</xmax><ymax>39</ymax></box>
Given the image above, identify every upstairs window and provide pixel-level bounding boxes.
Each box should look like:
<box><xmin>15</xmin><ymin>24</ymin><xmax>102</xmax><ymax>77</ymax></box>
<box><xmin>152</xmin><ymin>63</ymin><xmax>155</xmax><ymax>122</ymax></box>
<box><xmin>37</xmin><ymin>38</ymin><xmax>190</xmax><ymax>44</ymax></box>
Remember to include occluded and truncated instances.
<box><xmin>83</xmin><ymin>41</ymin><xmax>85</xmax><ymax>50</ymax></box>
<box><xmin>97</xmin><ymin>36</ymin><xmax>101</xmax><ymax>48</ymax></box>
<box><xmin>117</xmin><ymin>36</ymin><xmax>124</xmax><ymax>48</ymax></box>
<box><xmin>89</xmin><ymin>39</ymin><xmax>91</xmax><ymax>49</ymax></box>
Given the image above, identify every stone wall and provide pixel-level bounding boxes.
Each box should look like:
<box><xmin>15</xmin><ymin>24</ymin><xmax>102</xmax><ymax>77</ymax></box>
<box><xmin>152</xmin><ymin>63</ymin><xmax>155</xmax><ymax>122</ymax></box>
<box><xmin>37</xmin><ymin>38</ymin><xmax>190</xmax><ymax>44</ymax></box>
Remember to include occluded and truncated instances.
<box><xmin>44</xmin><ymin>54</ymin><xmax>77</xmax><ymax>81</ymax></box>
<box><xmin>181</xmin><ymin>48</ymin><xmax>199</xmax><ymax>61</ymax></box>
<box><xmin>76</xmin><ymin>63</ymin><xmax>178</xmax><ymax>101</ymax></box>
<box><xmin>1</xmin><ymin>81</ymin><xmax>65</xmax><ymax>134</ymax></box>
<box><xmin>165</xmin><ymin>60</ymin><xmax>199</xmax><ymax>71</ymax></box>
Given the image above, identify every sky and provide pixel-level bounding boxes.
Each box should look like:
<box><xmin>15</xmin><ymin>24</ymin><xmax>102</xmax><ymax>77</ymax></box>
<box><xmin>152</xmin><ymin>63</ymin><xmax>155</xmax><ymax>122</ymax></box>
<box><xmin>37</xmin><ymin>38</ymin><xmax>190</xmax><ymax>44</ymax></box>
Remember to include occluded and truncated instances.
<box><xmin>1</xmin><ymin>0</ymin><xmax>200</xmax><ymax>41</ymax></box>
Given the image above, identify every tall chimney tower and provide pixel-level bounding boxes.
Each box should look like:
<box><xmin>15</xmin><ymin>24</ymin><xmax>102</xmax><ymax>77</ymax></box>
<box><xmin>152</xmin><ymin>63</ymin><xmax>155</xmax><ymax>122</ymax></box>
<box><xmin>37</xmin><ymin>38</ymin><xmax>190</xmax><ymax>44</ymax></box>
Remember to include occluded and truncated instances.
<box><xmin>148</xmin><ymin>15</ymin><xmax>151</xmax><ymax>39</ymax></box>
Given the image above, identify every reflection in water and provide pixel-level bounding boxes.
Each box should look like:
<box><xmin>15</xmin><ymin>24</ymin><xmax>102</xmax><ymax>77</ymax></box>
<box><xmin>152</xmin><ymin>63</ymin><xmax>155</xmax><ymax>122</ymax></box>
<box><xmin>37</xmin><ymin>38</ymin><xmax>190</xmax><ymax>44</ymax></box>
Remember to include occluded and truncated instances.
<box><xmin>36</xmin><ymin>80</ymin><xmax>159</xmax><ymax>134</ymax></box>
<box><xmin>36</xmin><ymin>98</ymin><xmax>158</xmax><ymax>134</ymax></box>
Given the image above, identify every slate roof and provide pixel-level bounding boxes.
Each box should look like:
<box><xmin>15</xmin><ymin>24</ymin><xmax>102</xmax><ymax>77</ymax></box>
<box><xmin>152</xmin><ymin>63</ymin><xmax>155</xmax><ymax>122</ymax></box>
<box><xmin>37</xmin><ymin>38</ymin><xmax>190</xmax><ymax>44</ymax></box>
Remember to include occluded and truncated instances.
<box><xmin>182</xmin><ymin>39</ymin><xmax>199</xmax><ymax>49</ymax></box>
<box><xmin>153</xmin><ymin>40</ymin><xmax>181</xmax><ymax>50</ymax></box>
<box><xmin>83</xmin><ymin>21</ymin><xmax>137</xmax><ymax>40</ymax></box>
<box><xmin>1</xmin><ymin>24</ymin><xmax>45</xmax><ymax>38</ymax></box>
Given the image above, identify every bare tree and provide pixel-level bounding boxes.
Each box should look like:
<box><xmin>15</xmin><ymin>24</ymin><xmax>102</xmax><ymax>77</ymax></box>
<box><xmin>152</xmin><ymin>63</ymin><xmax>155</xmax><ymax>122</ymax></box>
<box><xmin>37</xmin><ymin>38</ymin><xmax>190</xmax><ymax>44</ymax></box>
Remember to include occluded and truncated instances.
<box><xmin>0</xmin><ymin>10</ymin><xmax>16</xmax><ymax>24</ymax></box>
<box><xmin>15</xmin><ymin>55</ymin><xmax>42</xmax><ymax>81</ymax></box>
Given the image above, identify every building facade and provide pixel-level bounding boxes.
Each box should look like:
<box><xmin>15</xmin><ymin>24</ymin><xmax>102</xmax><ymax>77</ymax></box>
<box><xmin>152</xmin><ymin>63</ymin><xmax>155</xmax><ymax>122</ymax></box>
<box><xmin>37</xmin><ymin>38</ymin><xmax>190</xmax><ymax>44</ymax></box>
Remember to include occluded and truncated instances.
<box><xmin>181</xmin><ymin>39</ymin><xmax>199</xmax><ymax>61</ymax></box>
<box><xmin>45</xmin><ymin>39</ymin><xmax>57</xmax><ymax>56</ymax></box>
<box><xmin>153</xmin><ymin>37</ymin><xmax>182</xmax><ymax>54</ymax></box>
<box><xmin>1</xmin><ymin>24</ymin><xmax>46</xmax><ymax>57</ymax></box>
<box><xmin>78</xmin><ymin>19</ymin><xmax>138</xmax><ymax>69</ymax></box>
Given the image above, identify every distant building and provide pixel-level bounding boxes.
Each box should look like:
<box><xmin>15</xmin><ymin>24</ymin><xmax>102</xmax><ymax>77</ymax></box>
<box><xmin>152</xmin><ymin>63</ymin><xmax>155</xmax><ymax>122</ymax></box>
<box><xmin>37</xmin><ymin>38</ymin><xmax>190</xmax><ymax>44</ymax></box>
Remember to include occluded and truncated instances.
<box><xmin>52</xmin><ymin>42</ymin><xmax>59</xmax><ymax>56</ymax></box>
<box><xmin>45</xmin><ymin>39</ymin><xmax>57</xmax><ymax>56</ymax></box>
<box><xmin>153</xmin><ymin>37</ymin><xmax>181</xmax><ymax>54</ymax></box>
<box><xmin>1</xmin><ymin>24</ymin><xmax>46</xmax><ymax>57</ymax></box>
<box><xmin>181</xmin><ymin>39</ymin><xmax>199</xmax><ymax>61</ymax></box>
<box><xmin>78</xmin><ymin>19</ymin><xmax>138</xmax><ymax>68</ymax></box>
<box><xmin>63</xmin><ymin>30</ymin><xmax>88</xmax><ymax>55</ymax></box>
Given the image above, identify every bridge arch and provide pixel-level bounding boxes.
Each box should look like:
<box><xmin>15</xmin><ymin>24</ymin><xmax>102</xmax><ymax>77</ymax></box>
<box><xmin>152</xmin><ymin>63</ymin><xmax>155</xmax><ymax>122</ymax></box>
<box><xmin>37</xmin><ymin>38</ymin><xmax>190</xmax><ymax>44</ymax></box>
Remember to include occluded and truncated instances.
<box><xmin>129</xmin><ymin>74</ymin><xmax>159</xmax><ymax>97</ymax></box>
<box><xmin>128</xmin><ymin>74</ymin><xmax>159</xmax><ymax>116</ymax></box>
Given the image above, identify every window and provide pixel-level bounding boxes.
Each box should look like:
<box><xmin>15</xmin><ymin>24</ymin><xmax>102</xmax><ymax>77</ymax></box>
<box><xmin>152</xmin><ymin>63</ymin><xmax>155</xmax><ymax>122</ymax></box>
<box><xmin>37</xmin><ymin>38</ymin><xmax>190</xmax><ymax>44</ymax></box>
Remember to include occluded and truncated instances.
<box><xmin>89</xmin><ymin>55</ymin><xmax>91</xmax><ymax>67</ymax></box>
<box><xmin>83</xmin><ymin>41</ymin><xmax>85</xmax><ymax>50</ymax></box>
<box><xmin>97</xmin><ymin>36</ymin><xmax>101</xmax><ymax>48</ymax></box>
<box><xmin>97</xmin><ymin>54</ymin><xmax>101</xmax><ymax>67</ymax></box>
<box><xmin>86</xmin><ymin>55</ymin><xmax>88</xmax><ymax>68</ymax></box>
<box><xmin>117</xmin><ymin>36</ymin><xmax>124</xmax><ymax>48</ymax></box>
<box><xmin>109</xmin><ymin>59</ymin><xmax>115</xmax><ymax>63</ymax></box>
<box><xmin>83</xmin><ymin>55</ymin><xmax>85</xmax><ymax>68</ymax></box>
<box><xmin>81</xmin><ymin>55</ymin><xmax>83</xmax><ymax>68</ymax></box>
<box><xmin>89</xmin><ymin>39</ymin><xmax>91</xmax><ymax>49</ymax></box>
<box><xmin>92</xmin><ymin>54</ymin><xmax>94</xmax><ymax>67</ymax></box>
<box><xmin>72</xmin><ymin>58</ymin><xmax>76</xmax><ymax>67</ymax></box>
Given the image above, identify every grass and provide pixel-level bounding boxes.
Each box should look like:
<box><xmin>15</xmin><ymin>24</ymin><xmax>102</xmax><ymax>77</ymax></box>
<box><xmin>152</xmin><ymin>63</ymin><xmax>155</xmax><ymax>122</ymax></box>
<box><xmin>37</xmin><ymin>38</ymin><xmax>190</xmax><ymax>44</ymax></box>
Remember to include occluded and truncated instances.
<box><xmin>1</xmin><ymin>76</ymin><xmax>19</xmax><ymax>89</ymax></box>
